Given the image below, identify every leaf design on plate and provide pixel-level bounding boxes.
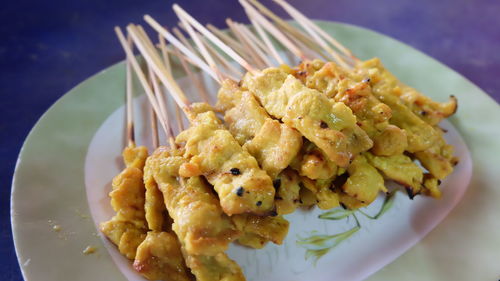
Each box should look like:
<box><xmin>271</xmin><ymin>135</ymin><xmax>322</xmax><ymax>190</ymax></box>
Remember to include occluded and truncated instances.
<box><xmin>297</xmin><ymin>192</ymin><xmax>397</xmax><ymax>263</ymax></box>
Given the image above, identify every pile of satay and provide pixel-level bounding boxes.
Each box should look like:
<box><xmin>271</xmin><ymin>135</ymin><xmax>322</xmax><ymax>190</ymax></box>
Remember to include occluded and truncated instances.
<box><xmin>99</xmin><ymin>1</ymin><xmax>459</xmax><ymax>280</ymax></box>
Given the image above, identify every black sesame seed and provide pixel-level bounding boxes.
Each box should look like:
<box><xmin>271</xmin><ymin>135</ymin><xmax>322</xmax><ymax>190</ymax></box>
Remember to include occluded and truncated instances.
<box><xmin>273</xmin><ymin>179</ymin><xmax>281</xmax><ymax>189</ymax></box>
<box><xmin>437</xmin><ymin>180</ymin><xmax>442</xmax><ymax>185</ymax></box>
<box><xmin>236</xmin><ymin>187</ymin><xmax>244</xmax><ymax>197</ymax></box>
<box><xmin>363</xmin><ymin>78</ymin><xmax>371</xmax><ymax>83</ymax></box>
<box><xmin>256</xmin><ymin>201</ymin><xmax>262</xmax><ymax>206</ymax></box>
<box><xmin>320</xmin><ymin>121</ymin><xmax>328</xmax><ymax>128</ymax></box>
<box><xmin>230</xmin><ymin>168</ymin><xmax>241</xmax><ymax>175</ymax></box>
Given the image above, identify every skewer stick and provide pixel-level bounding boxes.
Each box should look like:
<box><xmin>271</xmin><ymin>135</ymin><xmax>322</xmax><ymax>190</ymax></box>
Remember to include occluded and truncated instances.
<box><xmin>226</xmin><ymin>19</ymin><xmax>267</xmax><ymax>69</ymax></box>
<box><xmin>177</xmin><ymin>21</ymin><xmax>242</xmax><ymax>81</ymax></box>
<box><xmin>248</xmin><ymin>0</ymin><xmax>330</xmax><ymax>59</ymax></box>
<box><xmin>244</xmin><ymin>14</ymin><xmax>285</xmax><ymax>65</ymax></box>
<box><xmin>176</xmin><ymin>14</ymin><xmax>224</xmax><ymax>83</ymax></box>
<box><xmin>158</xmin><ymin>34</ymin><xmax>172</xmax><ymax>74</ymax></box>
<box><xmin>127</xmin><ymin>24</ymin><xmax>191</xmax><ymax>112</ymax></box>
<box><xmin>206</xmin><ymin>24</ymin><xmax>247</xmax><ymax>56</ymax></box>
<box><xmin>128</xmin><ymin>25</ymin><xmax>185</xmax><ymax>144</ymax></box>
<box><xmin>198</xmin><ymin>35</ymin><xmax>243</xmax><ymax>79</ymax></box>
<box><xmin>135</xmin><ymin>24</ymin><xmax>182</xmax><ymax>137</ymax></box>
<box><xmin>236</xmin><ymin>23</ymin><xmax>266</xmax><ymax>52</ymax></box>
<box><xmin>169</xmin><ymin>40</ymin><xmax>216</xmax><ymax>116</ymax></box>
<box><xmin>236</xmin><ymin>22</ymin><xmax>276</xmax><ymax>66</ymax></box>
<box><xmin>148</xmin><ymin>65</ymin><xmax>169</xmax><ymax>128</ymax></box>
<box><xmin>239</xmin><ymin>0</ymin><xmax>307</xmax><ymax>61</ymax></box>
<box><xmin>125</xmin><ymin>35</ymin><xmax>135</xmax><ymax>147</ymax></box>
<box><xmin>115</xmin><ymin>26</ymin><xmax>169</xmax><ymax>136</ymax></box>
<box><xmin>173</xmin><ymin>27</ymin><xmax>200</xmax><ymax>57</ymax></box>
<box><xmin>172</xmin><ymin>45</ymin><xmax>211</xmax><ymax>103</ymax></box>
<box><xmin>144</xmin><ymin>15</ymin><xmax>221</xmax><ymax>82</ymax></box>
<box><xmin>172</xmin><ymin>4</ymin><xmax>257</xmax><ymax>73</ymax></box>
<box><xmin>150</xmin><ymin>106</ymin><xmax>159</xmax><ymax>148</ymax></box>
<box><xmin>271</xmin><ymin>0</ymin><xmax>349</xmax><ymax>68</ymax></box>
<box><xmin>157</xmin><ymin>35</ymin><xmax>186</xmax><ymax>132</ymax></box>
<box><xmin>273</xmin><ymin>0</ymin><xmax>358</xmax><ymax>65</ymax></box>
<box><xmin>175</xmin><ymin>25</ymin><xmax>239</xmax><ymax>79</ymax></box>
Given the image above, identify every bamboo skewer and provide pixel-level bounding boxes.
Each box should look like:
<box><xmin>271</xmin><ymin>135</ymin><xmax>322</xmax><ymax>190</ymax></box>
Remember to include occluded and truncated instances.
<box><xmin>247</xmin><ymin>0</ymin><xmax>331</xmax><ymax>59</ymax></box>
<box><xmin>239</xmin><ymin>0</ymin><xmax>307</xmax><ymax>62</ymax></box>
<box><xmin>127</xmin><ymin>24</ymin><xmax>190</xmax><ymax>113</ymax></box>
<box><xmin>158</xmin><ymin>34</ymin><xmax>172</xmax><ymax>75</ymax></box>
<box><xmin>172</xmin><ymin>45</ymin><xmax>211</xmax><ymax>103</ymax></box>
<box><xmin>175</xmin><ymin>12</ymin><xmax>224</xmax><ymax>83</ymax></box>
<box><xmin>144</xmin><ymin>15</ymin><xmax>220</xmax><ymax>83</ymax></box>
<box><xmin>234</xmin><ymin>22</ymin><xmax>274</xmax><ymax>67</ymax></box>
<box><xmin>176</xmin><ymin>24</ymin><xmax>241</xmax><ymax>81</ymax></box>
<box><xmin>226</xmin><ymin>19</ymin><xmax>268</xmax><ymax>69</ymax></box>
<box><xmin>125</xmin><ymin>35</ymin><xmax>135</xmax><ymax>147</ymax></box>
<box><xmin>272</xmin><ymin>0</ymin><xmax>358</xmax><ymax>65</ymax></box>
<box><xmin>271</xmin><ymin>0</ymin><xmax>349</xmax><ymax>68</ymax></box>
<box><xmin>172</xmin><ymin>4</ymin><xmax>257</xmax><ymax>74</ymax></box>
<box><xmin>236</xmin><ymin>23</ymin><xmax>269</xmax><ymax>56</ymax></box>
<box><xmin>206</xmin><ymin>24</ymin><xmax>247</xmax><ymax>56</ymax></box>
<box><xmin>150</xmin><ymin>103</ymin><xmax>159</xmax><ymax>148</ymax></box>
<box><xmin>115</xmin><ymin>26</ymin><xmax>170</xmax><ymax>137</ymax></box>
<box><xmin>245</xmin><ymin>14</ymin><xmax>285</xmax><ymax>65</ymax></box>
<box><xmin>198</xmin><ymin>35</ymin><xmax>243</xmax><ymax>79</ymax></box>
<box><xmin>157</xmin><ymin>35</ymin><xmax>186</xmax><ymax>133</ymax></box>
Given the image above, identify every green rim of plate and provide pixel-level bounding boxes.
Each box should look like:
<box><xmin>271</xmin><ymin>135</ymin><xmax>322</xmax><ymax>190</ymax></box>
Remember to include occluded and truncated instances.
<box><xmin>11</xmin><ymin>21</ymin><xmax>500</xmax><ymax>281</ymax></box>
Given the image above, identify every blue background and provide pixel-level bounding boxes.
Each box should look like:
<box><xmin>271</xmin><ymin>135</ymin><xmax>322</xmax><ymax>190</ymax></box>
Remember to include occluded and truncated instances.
<box><xmin>1</xmin><ymin>0</ymin><xmax>499</xmax><ymax>279</ymax></box>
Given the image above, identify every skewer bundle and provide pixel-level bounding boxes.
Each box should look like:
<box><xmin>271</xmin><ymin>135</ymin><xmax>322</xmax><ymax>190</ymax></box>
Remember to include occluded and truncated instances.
<box><xmin>100</xmin><ymin>1</ymin><xmax>459</xmax><ymax>280</ymax></box>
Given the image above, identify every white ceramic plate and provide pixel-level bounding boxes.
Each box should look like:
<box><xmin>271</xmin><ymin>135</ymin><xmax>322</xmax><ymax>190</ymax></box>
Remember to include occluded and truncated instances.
<box><xmin>11</xmin><ymin>21</ymin><xmax>500</xmax><ymax>281</ymax></box>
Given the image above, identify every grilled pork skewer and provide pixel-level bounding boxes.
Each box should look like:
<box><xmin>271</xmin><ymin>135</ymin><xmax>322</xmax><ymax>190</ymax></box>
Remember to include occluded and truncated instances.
<box><xmin>238</xmin><ymin>0</ymin><xmax>457</xmax><ymax>198</ymax></box>
<box><xmin>99</xmin><ymin>30</ymin><xmax>191</xmax><ymax>281</ymax></box>
<box><xmin>115</xmin><ymin>26</ymin><xmax>246</xmax><ymax>281</ymax></box>
<box><xmin>128</xmin><ymin>22</ymin><xmax>276</xmax><ymax>216</ymax></box>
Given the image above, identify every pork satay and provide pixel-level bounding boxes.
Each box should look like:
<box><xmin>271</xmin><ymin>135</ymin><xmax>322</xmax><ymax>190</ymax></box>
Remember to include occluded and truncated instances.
<box><xmin>128</xmin><ymin>23</ymin><xmax>276</xmax><ymax>217</ymax></box>
<box><xmin>216</xmin><ymin>80</ymin><xmax>303</xmax><ymax>178</ymax></box>
<box><xmin>143</xmin><ymin>167</ymin><xmax>167</xmax><ymax>231</ymax></box>
<box><xmin>301</xmin><ymin>177</ymin><xmax>340</xmax><ymax>210</ymax></box>
<box><xmin>145</xmin><ymin>147</ymin><xmax>245</xmax><ymax>281</ymax></box>
<box><xmin>100</xmin><ymin>145</ymin><xmax>149</xmax><ymax>259</ymax></box>
<box><xmin>101</xmin><ymin>220</ymin><xmax>146</xmax><ymax>260</ymax></box>
<box><xmin>273</xmin><ymin>168</ymin><xmax>302</xmax><ymax>215</ymax></box>
<box><xmin>114</xmin><ymin>26</ymin><xmax>203</xmax><ymax>281</ymax></box>
<box><xmin>290</xmin><ymin>140</ymin><xmax>338</xmax><ymax>180</ymax></box>
<box><xmin>133</xmin><ymin>231</ymin><xmax>192</xmax><ymax>281</ymax></box>
<box><xmin>413</xmin><ymin>127</ymin><xmax>456</xmax><ymax>180</ymax></box>
<box><xmin>354</xmin><ymin>59</ymin><xmax>441</xmax><ymax>152</ymax></box>
<box><xmin>145</xmin><ymin>146</ymin><xmax>240</xmax><ymax>256</ymax></box>
<box><xmin>295</xmin><ymin>60</ymin><xmax>408</xmax><ymax>157</ymax></box>
<box><xmin>100</xmin><ymin>57</ymin><xmax>150</xmax><ymax>258</ymax></box>
<box><xmin>356</xmin><ymin>58</ymin><xmax>457</xmax><ymax>126</ymax></box>
<box><xmin>232</xmin><ymin>214</ymin><xmax>289</xmax><ymax>249</ymax></box>
<box><xmin>218</xmin><ymin>88</ymin><xmax>269</xmax><ymax>145</ymax></box>
<box><xmin>185</xmin><ymin>253</ymin><xmax>245</xmax><ymax>281</ymax></box>
<box><xmin>244</xmin><ymin>118</ymin><xmax>303</xmax><ymax>179</ymax></box>
<box><xmin>341</xmin><ymin>154</ymin><xmax>387</xmax><ymax>206</ymax></box>
<box><xmin>175</xmin><ymin>110</ymin><xmax>275</xmax><ymax>215</ymax></box>
<box><xmin>365</xmin><ymin>152</ymin><xmax>423</xmax><ymax>197</ymax></box>
<box><xmin>148</xmin><ymin>11</ymin><xmax>369</xmax><ymax>168</ymax></box>
<box><xmin>241</xmin><ymin>67</ymin><xmax>372</xmax><ymax>167</ymax></box>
